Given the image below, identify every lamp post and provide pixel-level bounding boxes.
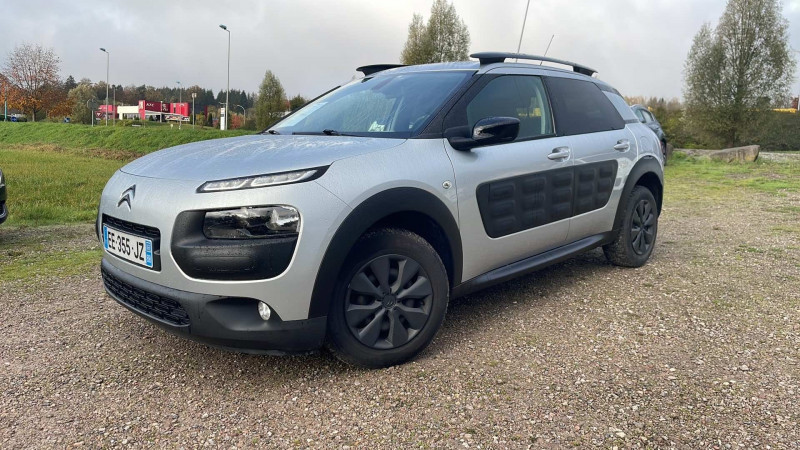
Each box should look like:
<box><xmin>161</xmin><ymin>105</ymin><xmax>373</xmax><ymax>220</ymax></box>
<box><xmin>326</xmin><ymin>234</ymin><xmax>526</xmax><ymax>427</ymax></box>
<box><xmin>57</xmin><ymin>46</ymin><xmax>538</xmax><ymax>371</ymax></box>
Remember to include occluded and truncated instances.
<box><xmin>219</xmin><ymin>24</ymin><xmax>230</xmax><ymax>131</ymax></box>
<box><xmin>99</xmin><ymin>48</ymin><xmax>109</xmax><ymax>126</ymax></box>
<box><xmin>176</xmin><ymin>81</ymin><xmax>182</xmax><ymax>129</ymax></box>
<box><xmin>87</xmin><ymin>99</ymin><xmax>95</xmax><ymax>127</ymax></box>
<box><xmin>794</xmin><ymin>50</ymin><xmax>800</xmax><ymax>113</ymax></box>
<box><xmin>191</xmin><ymin>92</ymin><xmax>196</xmax><ymax>129</ymax></box>
<box><xmin>235</xmin><ymin>104</ymin><xmax>245</xmax><ymax>128</ymax></box>
<box><xmin>112</xmin><ymin>84</ymin><xmax>116</xmax><ymax>126</ymax></box>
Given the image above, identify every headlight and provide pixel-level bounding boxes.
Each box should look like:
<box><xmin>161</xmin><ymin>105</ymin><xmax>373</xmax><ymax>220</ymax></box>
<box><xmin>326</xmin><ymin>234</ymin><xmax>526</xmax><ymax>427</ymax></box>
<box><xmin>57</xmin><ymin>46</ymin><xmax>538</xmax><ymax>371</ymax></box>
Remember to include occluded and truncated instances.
<box><xmin>203</xmin><ymin>206</ymin><xmax>299</xmax><ymax>239</ymax></box>
<box><xmin>197</xmin><ymin>168</ymin><xmax>322</xmax><ymax>193</ymax></box>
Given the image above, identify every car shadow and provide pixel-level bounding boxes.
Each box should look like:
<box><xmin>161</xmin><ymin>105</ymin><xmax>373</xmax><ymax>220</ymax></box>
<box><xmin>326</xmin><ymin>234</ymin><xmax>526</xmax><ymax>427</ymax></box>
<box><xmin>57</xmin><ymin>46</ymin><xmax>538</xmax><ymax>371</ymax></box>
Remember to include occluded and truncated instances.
<box><xmin>119</xmin><ymin>248</ymin><xmax>618</xmax><ymax>382</ymax></box>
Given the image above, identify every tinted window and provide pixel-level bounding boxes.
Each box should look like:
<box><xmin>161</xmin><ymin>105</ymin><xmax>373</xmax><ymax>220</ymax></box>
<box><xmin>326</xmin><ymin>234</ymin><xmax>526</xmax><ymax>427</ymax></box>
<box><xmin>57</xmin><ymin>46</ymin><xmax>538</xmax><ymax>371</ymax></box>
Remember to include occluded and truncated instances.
<box><xmin>634</xmin><ymin>108</ymin><xmax>646</xmax><ymax>122</ymax></box>
<box><xmin>466</xmin><ymin>76</ymin><xmax>554</xmax><ymax>140</ymax></box>
<box><xmin>546</xmin><ymin>77</ymin><xmax>625</xmax><ymax>136</ymax></box>
<box><xmin>644</xmin><ymin>111</ymin><xmax>656</xmax><ymax>123</ymax></box>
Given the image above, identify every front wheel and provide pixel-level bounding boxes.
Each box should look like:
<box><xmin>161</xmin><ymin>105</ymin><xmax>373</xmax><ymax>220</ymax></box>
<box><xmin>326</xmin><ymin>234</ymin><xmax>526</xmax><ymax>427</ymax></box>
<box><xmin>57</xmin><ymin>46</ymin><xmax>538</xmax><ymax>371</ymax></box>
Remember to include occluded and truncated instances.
<box><xmin>326</xmin><ymin>228</ymin><xmax>449</xmax><ymax>368</ymax></box>
<box><xmin>604</xmin><ymin>186</ymin><xmax>658</xmax><ymax>267</ymax></box>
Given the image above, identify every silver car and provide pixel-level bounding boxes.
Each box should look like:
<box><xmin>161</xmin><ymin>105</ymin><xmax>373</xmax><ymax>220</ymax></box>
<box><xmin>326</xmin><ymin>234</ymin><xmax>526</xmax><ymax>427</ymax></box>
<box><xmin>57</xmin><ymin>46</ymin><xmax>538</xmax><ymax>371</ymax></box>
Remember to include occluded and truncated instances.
<box><xmin>98</xmin><ymin>53</ymin><xmax>664</xmax><ymax>368</ymax></box>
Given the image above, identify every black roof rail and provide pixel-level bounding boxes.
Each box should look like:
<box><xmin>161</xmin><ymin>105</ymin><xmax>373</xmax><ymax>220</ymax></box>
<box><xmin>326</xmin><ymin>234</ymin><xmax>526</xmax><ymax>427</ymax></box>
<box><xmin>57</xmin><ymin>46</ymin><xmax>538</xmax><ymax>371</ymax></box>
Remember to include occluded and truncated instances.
<box><xmin>470</xmin><ymin>52</ymin><xmax>597</xmax><ymax>77</ymax></box>
<box><xmin>356</xmin><ymin>64</ymin><xmax>406</xmax><ymax>76</ymax></box>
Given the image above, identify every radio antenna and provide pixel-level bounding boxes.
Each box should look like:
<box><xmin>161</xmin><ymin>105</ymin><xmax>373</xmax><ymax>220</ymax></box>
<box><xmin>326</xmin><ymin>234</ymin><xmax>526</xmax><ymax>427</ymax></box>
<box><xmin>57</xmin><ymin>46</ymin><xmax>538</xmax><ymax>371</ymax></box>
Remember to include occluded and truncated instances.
<box><xmin>514</xmin><ymin>0</ymin><xmax>531</xmax><ymax>62</ymax></box>
<box><xmin>539</xmin><ymin>34</ymin><xmax>555</xmax><ymax>64</ymax></box>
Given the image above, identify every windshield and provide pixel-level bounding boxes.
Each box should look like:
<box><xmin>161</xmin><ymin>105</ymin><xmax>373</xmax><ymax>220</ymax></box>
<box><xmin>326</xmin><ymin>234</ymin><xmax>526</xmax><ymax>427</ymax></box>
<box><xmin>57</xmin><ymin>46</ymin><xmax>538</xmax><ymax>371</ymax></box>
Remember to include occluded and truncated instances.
<box><xmin>269</xmin><ymin>71</ymin><xmax>472</xmax><ymax>138</ymax></box>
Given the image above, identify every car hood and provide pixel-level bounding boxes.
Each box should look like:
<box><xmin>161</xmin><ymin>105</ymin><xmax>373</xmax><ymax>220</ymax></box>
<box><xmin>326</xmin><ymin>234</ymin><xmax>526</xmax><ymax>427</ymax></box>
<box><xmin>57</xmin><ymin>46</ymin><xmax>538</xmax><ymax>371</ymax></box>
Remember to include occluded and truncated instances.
<box><xmin>120</xmin><ymin>134</ymin><xmax>406</xmax><ymax>182</ymax></box>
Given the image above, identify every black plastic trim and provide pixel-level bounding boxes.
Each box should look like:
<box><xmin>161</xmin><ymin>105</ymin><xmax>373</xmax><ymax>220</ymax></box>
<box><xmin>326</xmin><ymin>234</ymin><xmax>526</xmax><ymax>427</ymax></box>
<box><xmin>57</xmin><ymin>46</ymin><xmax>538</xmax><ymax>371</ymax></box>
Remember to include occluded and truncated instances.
<box><xmin>470</xmin><ymin>52</ymin><xmax>597</xmax><ymax>76</ymax></box>
<box><xmin>613</xmin><ymin>156</ymin><xmax>664</xmax><ymax>232</ymax></box>
<box><xmin>101</xmin><ymin>259</ymin><xmax>327</xmax><ymax>354</ymax></box>
<box><xmin>356</xmin><ymin>64</ymin><xmax>406</xmax><ymax>76</ymax></box>
<box><xmin>452</xmin><ymin>232</ymin><xmax>615</xmax><ymax>298</ymax></box>
<box><xmin>171</xmin><ymin>211</ymin><xmax>297</xmax><ymax>281</ymax></box>
<box><xmin>308</xmin><ymin>187</ymin><xmax>462</xmax><ymax>318</ymax></box>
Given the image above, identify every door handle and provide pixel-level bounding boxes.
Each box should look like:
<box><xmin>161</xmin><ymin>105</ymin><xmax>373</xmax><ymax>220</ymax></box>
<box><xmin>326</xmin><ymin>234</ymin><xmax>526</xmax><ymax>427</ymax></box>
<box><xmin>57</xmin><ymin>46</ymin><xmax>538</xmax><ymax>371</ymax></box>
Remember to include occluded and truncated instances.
<box><xmin>614</xmin><ymin>139</ymin><xmax>630</xmax><ymax>151</ymax></box>
<box><xmin>547</xmin><ymin>146</ymin><xmax>571</xmax><ymax>160</ymax></box>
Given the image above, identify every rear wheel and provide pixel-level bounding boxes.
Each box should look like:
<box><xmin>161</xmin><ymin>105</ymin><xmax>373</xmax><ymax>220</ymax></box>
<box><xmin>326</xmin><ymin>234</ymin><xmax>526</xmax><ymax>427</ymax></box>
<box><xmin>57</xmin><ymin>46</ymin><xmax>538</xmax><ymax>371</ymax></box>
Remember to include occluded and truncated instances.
<box><xmin>326</xmin><ymin>228</ymin><xmax>449</xmax><ymax>368</ymax></box>
<box><xmin>604</xmin><ymin>186</ymin><xmax>658</xmax><ymax>267</ymax></box>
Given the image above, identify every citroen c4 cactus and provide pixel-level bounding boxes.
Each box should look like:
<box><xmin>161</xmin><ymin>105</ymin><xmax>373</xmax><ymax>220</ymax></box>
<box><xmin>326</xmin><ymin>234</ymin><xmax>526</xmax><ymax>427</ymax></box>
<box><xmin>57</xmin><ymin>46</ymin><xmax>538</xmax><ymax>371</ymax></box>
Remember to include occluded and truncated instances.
<box><xmin>98</xmin><ymin>53</ymin><xmax>664</xmax><ymax>368</ymax></box>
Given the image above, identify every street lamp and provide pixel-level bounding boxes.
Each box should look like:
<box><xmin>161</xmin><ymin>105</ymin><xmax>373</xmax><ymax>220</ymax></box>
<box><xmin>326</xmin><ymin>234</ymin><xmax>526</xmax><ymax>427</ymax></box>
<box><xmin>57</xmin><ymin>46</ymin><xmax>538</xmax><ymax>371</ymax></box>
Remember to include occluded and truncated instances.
<box><xmin>793</xmin><ymin>50</ymin><xmax>800</xmax><ymax>113</ymax></box>
<box><xmin>99</xmin><ymin>48</ymin><xmax>110</xmax><ymax>126</ymax></box>
<box><xmin>191</xmin><ymin>92</ymin><xmax>196</xmax><ymax>129</ymax></box>
<box><xmin>219</xmin><ymin>24</ymin><xmax>230</xmax><ymax>131</ymax></box>
<box><xmin>176</xmin><ymin>80</ymin><xmax>182</xmax><ymax>129</ymax></box>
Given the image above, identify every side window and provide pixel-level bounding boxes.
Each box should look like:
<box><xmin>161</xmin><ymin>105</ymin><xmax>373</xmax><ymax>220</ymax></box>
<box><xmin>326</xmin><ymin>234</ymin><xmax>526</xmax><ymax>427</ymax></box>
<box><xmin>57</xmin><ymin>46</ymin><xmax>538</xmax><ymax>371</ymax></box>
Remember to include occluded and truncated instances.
<box><xmin>546</xmin><ymin>77</ymin><xmax>625</xmax><ymax>136</ymax></box>
<box><xmin>644</xmin><ymin>111</ymin><xmax>656</xmax><ymax>123</ymax></box>
<box><xmin>466</xmin><ymin>76</ymin><xmax>554</xmax><ymax>140</ymax></box>
<box><xmin>634</xmin><ymin>109</ymin><xmax>646</xmax><ymax>122</ymax></box>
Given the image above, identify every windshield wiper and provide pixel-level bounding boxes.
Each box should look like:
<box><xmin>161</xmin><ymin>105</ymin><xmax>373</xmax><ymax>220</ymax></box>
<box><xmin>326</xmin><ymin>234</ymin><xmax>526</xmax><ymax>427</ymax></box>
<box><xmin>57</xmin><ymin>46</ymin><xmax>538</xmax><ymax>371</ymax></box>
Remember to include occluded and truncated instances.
<box><xmin>322</xmin><ymin>129</ymin><xmax>342</xmax><ymax>136</ymax></box>
<box><xmin>292</xmin><ymin>129</ymin><xmax>359</xmax><ymax>137</ymax></box>
<box><xmin>266</xmin><ymin>129</ymin><xmax>280</xmax><ymax>135</ymax></box>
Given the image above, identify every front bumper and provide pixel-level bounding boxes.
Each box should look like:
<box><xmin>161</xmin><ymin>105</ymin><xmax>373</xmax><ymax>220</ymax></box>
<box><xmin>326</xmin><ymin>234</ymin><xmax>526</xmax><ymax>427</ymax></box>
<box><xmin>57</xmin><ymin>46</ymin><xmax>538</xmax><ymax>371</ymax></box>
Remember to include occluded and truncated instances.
<box><xmin>101</xmin><ymin>258</ymin><xmax>327</xmax><ymax>353</ymax></box>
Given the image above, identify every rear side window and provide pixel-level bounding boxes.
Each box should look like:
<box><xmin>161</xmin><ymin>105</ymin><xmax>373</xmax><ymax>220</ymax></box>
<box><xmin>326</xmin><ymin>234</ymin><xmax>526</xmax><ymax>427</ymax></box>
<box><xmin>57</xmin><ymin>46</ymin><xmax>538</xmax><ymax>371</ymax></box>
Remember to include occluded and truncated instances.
<box><xmin>546</xmin><ymin>77</ymin><xmax>625</xmax><ymax>136</ymax></box>
<box><xmin>466</xmin><ymin>75</ymin><xmax>554</xmax><ymax>140</ymax></box>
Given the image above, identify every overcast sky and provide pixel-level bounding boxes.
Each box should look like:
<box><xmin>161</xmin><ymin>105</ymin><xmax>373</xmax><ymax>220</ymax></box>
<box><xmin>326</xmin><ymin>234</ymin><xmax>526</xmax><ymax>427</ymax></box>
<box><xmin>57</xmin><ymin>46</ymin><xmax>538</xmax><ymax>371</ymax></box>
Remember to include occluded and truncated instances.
<box><xmin>2</xmin><ymin>0</ymin><xmax>800</xmax><ymax>100</ymax></box>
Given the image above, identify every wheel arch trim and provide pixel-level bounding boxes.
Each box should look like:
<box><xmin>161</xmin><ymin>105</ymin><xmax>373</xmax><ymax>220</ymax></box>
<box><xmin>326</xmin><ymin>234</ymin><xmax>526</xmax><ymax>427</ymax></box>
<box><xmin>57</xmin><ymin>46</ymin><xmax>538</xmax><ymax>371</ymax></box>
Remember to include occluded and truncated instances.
<box><xmin>307</xmin><ymin>187</ymin><xmax>462</xmax><ymax>318</ymax></box>
<box><xmin>613</xmin><ymin>156</ymin><xmax>663</xmax><ymax>232</ymax></box>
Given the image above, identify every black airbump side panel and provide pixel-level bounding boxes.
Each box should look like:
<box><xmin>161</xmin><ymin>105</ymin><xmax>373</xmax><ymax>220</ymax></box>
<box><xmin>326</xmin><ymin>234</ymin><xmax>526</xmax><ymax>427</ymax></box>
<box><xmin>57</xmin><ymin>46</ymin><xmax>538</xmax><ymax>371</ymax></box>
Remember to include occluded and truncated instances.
<box><xmin>477</xmin><ymin>166</ymin><xmax>574</xmax><ymax>238</ymax></box>
<box><xmin>573</xmin><ymin>160</ymin><xmax>618</xmax><ymax>216</ymax></box>
<box><xmin>476</xmin><ymin>160</ymin><xmax>618</xmax><ymax>238</ymax></box>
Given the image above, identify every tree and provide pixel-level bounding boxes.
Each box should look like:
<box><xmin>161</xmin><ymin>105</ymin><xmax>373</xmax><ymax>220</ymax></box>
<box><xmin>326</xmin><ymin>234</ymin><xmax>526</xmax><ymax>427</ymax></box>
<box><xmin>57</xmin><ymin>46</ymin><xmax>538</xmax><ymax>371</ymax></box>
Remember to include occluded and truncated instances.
<box><xmin>2</xmin><ymin>43</ymin><xmax>62</xmax><ymax>121</ymax></box>
<box><xmin>68</xmin><ymin>84</ymin><xmax>98</xmax><ymax>124</ymax></box>
<box><xmin>400</xmin><ymin>0</ymin><xmax>470</xmax><ymax>65</ymax></box>
<box><xmin>255</xmin><ymin>70</ymin><xmax>287</xmax><ymax>129</ymax></box>
<box><xmin>683</xmin><ymin>0</ymin><xmax>795</xmax><ymax>147</ymax></box>
<box><xmin>288</xmin><ymin>94</ymin><xmax>307</xmax><ymax>111</ymax></box>
<box><xmin>63</xmin><ymin>75</ymin><xmax>77</xmax><ymax>91</ymax></box>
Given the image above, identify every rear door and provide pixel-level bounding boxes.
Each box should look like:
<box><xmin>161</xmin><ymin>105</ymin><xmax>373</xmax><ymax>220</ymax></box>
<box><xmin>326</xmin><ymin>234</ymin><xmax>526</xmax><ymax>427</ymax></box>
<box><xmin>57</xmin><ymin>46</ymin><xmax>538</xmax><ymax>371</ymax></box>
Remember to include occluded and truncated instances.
<box><xmin>544</xmin><ymin>76</ymin><xmax>636</xmax><ymax>242</ymax></box>
<box><xmin>444</xmin><ymin>70</ymin><xmax>574</xmax><ymax>281</ymax></box>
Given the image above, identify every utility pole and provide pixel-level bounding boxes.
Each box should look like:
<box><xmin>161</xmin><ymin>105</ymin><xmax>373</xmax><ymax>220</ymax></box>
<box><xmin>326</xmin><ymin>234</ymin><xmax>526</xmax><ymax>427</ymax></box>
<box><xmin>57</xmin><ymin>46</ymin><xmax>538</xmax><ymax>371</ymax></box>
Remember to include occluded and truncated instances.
<box><xmin>100</xmin><ymin>48</ymin><xmax>110</xmax><ymax>126</ymax></box>
<box><xmin>219</xmin><ymin>24</ymin><xmax>230</xmax><ymax>131</ymax></box>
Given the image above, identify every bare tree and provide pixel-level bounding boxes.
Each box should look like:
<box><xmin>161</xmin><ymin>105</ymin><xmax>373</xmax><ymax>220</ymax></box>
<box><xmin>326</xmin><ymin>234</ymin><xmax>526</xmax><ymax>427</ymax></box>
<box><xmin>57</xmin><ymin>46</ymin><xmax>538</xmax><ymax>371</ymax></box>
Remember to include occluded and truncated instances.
<box><xmin>2</xmin><ymin>43</ymin><xmax>62</xmax><ymax>121</ymax></box>
<box><xmin>684</xmin><ymin>0</ymin><xmax>795</xmax><ymax>147</ymax></box>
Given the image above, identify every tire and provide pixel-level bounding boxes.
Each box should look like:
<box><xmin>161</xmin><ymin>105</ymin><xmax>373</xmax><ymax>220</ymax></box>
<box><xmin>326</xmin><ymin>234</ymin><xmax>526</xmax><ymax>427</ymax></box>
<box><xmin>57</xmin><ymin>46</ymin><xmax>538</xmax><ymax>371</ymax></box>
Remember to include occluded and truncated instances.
<box><xmin>326</xmin><ymin>228</ymin><xmax>449</xmax><ymax>368</ymax></box>
<box><xmin>603</xmin><ymin>186</ymin><xmax>658</xmax><ymax>267</ymax></box>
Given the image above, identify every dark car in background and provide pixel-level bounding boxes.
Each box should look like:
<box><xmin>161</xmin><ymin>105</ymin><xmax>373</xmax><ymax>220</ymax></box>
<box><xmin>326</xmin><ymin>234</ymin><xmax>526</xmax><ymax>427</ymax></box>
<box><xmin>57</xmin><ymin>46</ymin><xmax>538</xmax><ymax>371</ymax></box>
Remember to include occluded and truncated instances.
<box><xmin>631</xmin><ymin>104</ymin><xmax>670</xmax><ymax>163</ymax></box>
<box><xmin>0</xmin><ymin>168</ymin><xmax>7</xmax><ymax>225</ymax></box>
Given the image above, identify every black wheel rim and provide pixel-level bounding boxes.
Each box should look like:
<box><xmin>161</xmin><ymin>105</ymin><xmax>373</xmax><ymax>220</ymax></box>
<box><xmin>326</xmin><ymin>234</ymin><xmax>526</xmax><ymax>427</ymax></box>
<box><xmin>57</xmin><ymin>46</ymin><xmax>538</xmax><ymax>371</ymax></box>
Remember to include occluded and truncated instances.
<box><xmin>630</xmin><ymin>199</ymin><xmax>655</xmax><ymax>255</ymax></box>
<box><xmin>344</xmin><ymin>254</ymin><xmax>433</xmax><ymax>350</ymax></box>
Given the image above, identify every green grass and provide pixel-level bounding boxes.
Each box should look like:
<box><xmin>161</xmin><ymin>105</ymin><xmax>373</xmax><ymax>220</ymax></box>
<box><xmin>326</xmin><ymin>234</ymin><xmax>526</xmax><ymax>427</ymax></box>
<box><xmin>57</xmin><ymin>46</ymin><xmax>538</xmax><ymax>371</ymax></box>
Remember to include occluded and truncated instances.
<box><xmin>0</xmin><ymin>247</ymin><xmax>101</xmax><ymax>282</ymax></box>
<box><xmin>664</xmin><ymin>152</ymin><xmax>800</xmax><ymax>203</ymax></box>
<box><xmin>1</xmin><ymin>148</ymin><xmax>125</xmax><ymax>226</ymax></box>
<box><xmin>0</xmin><ymin>121</ymin><xmax>252</xmax><ymax>156</ymax></box>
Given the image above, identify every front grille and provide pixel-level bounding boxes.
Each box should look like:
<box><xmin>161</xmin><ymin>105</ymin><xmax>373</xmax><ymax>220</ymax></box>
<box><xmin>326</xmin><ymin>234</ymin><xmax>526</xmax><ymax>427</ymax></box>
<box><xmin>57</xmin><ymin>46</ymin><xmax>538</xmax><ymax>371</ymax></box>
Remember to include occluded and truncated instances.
<box><xmin>102</xmin><ymin>267</ymin><xmax>190</xmax><ymax>326</ymax></box>
<box><xmin>103</xmin><ymin>214</ymin><xmax>160</xmax><ymax>239</ymax></box>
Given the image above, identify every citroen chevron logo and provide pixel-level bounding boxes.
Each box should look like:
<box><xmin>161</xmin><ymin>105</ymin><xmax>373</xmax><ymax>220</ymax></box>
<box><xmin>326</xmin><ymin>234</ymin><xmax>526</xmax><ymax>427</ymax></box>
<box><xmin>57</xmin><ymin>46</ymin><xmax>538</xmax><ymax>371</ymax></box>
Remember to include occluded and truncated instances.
<box><xmin>117</xmin><ymin>185</ymin><xmax>136</xmax><ymax>210</ymax></box>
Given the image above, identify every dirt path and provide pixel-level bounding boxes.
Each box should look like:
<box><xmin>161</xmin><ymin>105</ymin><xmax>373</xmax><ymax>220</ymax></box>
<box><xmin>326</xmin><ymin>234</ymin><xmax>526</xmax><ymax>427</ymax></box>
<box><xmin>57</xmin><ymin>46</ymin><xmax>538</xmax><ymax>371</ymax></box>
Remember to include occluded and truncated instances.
<box><xmin>1</xmin><ymin>187</ymin><xmax>799</xmax><ymax>448</ymax></box>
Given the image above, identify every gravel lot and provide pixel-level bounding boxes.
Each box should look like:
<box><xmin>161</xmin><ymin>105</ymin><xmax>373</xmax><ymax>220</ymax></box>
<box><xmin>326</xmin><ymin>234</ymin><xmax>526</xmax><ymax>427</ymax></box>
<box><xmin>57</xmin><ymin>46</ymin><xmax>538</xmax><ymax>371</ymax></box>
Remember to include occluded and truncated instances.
<box><xmin>1</xmin><ymin>181</ymin><xmax>799</xmax><ymax>448</ymax></box>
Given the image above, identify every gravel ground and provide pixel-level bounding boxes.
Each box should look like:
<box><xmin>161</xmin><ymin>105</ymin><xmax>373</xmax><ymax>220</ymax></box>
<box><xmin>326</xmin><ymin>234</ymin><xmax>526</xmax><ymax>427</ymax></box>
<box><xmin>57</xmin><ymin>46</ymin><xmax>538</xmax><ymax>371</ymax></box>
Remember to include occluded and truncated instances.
<box><xmin>1</xmin><ymin>186</ymin><xmax>799</xmax><ymax>448</ymax></box>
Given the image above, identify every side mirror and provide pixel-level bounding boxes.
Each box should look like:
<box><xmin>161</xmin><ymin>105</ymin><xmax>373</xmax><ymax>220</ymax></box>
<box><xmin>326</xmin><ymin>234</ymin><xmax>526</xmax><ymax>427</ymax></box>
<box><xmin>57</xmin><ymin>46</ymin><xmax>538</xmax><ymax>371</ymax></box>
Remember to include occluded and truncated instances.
<box><xmin>446</xmin><ymin>117</ymin><xmax>520</xmax><ymax>151</ymax></box>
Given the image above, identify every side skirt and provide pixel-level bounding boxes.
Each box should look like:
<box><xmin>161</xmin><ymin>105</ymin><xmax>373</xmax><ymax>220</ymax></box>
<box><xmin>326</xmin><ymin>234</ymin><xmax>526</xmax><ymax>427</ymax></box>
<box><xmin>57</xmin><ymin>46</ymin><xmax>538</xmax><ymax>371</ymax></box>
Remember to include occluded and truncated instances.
<box><xmin>451</xmin><ymin>232</ymin><xmax>615</xmax><ymax>298</ymax></box>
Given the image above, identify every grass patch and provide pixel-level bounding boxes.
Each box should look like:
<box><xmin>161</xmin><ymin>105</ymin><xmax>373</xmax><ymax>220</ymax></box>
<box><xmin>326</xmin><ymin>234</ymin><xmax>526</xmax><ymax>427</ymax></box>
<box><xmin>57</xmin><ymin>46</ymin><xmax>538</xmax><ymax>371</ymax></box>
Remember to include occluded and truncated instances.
<box><xmin>0</xmin><ymin>247</ymin><xmax>101</xmax><ymax>282</ymax></box>
<box><xmin>664</xmin><ymin>154</ymin><xmax>800</xmax><ymax>203</ymax></box>
<box><xmin>1</xmin><ymin>148</ymin><xmax>125</xmax><ymax>226</ymax></box>
<box><xmin>0</xmin><ymin>121</ymin><xmax>252</xmax><ymax>156</ymax></box>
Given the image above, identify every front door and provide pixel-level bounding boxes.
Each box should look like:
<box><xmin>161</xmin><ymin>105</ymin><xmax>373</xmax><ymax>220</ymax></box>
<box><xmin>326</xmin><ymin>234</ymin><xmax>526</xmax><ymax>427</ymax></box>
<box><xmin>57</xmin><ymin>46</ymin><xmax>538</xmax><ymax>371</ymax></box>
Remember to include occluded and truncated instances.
<box><xmin>444</xmin><ymin>72</ymin><xmax>574</xmax><ymax>282</ymax></box>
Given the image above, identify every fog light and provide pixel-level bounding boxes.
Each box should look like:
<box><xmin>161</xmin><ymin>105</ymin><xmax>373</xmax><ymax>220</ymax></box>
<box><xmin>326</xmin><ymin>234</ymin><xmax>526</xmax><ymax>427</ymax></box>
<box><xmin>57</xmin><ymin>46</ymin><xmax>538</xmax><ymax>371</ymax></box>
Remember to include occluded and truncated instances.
<box><xmin>258</xmin><ymin>302</ymin><xmax>272</xmax><ymax>321</ymax></box>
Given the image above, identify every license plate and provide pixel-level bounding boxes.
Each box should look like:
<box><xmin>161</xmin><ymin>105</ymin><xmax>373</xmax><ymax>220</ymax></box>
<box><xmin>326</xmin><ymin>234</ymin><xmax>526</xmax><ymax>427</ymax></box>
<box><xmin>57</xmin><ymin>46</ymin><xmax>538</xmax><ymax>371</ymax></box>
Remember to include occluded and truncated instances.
<box><xmin>103</xmin><ymin>225</ymin><xmax>153</xmax><ymax>268</ymax></box>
